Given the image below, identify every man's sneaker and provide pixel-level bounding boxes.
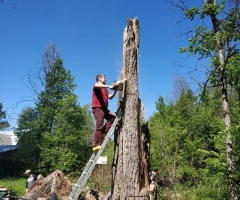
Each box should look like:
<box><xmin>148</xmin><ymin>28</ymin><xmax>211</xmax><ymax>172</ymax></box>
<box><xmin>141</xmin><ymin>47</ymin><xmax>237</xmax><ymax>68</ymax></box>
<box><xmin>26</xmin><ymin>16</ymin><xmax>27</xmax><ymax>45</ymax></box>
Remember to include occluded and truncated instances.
<box><xmin>102</xmin><ymin>133</ymin><xmax>107</xmax><ymax>139</ymax></box>
<box><xmin>93</xmin><ymin>145</ymin><xmax>101</xmax><ymax>151</ymax></box>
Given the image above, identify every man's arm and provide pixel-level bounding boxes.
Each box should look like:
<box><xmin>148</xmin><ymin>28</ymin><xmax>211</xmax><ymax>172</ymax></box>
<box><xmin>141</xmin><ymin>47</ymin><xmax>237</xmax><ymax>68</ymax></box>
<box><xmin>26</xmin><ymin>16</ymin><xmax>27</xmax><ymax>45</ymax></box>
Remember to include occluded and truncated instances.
<box><xmin>94</xmin><ymin>81</ymin><xmax>117</xmax><ymax>99</ymax></box>
<box><xmin>108</xmin><ymin>89</ymin><xmax>117</xmax><ymax>99</ymax></box>
<box><xmin>94</xmin><ymin>82</ymin><xmax>113</xmax><ymax>89</ymax></box>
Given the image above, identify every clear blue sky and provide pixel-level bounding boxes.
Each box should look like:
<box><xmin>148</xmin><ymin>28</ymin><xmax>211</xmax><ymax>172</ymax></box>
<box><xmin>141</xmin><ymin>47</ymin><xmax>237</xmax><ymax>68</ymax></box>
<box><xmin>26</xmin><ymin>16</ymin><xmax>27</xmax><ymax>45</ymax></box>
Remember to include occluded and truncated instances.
<box><xmin>0</xmin><ymin>0</ymin><xmax>201</xmax><ymax>128</ymax></box>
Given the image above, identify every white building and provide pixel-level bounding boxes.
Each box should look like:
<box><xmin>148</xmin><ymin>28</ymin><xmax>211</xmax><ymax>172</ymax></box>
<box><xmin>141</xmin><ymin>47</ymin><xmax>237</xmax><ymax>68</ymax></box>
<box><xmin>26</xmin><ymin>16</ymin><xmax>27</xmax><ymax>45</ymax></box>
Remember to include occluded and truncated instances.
<box><xmin>0</xmin><ymin>131</ymin><xmax>18</xmax><ymax>145</ymax></box>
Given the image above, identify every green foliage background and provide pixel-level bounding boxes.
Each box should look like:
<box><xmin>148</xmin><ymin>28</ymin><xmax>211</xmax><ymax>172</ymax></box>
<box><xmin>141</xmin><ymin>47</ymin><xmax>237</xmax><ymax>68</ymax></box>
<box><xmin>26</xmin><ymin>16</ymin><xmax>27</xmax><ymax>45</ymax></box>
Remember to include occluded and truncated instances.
<box><xmin>1</xmin><ymin>0</ymin><xmax>240</xmax><ymax>199</ymax></box>
<box><xmin>0</xmin><ymin>178</ymin><xmax>26</xmax><ymax>197</ymax></box>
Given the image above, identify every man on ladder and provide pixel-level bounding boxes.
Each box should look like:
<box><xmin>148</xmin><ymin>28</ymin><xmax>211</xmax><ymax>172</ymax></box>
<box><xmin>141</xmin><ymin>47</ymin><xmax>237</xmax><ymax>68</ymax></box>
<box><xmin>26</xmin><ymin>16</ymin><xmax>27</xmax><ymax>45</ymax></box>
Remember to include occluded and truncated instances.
<box><xmin>68</xmin><ymin>75</ymin><xmax>125</xmax><ymax>200</ymax></box>
<box><xmin>91</xmin><ymin>74</ymin><xmax>119</xmax><ymax>151</ymax></box>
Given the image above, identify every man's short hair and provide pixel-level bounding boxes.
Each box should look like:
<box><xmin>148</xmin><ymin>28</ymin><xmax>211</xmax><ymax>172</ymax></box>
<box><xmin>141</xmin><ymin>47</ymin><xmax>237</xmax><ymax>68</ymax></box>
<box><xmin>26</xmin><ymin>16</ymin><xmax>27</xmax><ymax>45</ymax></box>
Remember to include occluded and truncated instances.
<box><xmin>96</xmin><ymin>74</ymin><xmax>105</xmax><ymax>81</ymax></box>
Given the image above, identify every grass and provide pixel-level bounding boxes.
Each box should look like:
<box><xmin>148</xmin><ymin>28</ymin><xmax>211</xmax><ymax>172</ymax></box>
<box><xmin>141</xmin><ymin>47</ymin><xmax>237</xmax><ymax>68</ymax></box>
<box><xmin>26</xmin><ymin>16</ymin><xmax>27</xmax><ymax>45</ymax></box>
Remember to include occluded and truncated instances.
<box><xmin>0</xmin><ymin>178</ymin><xmax>26</xmax><ymax>197</ymax></box>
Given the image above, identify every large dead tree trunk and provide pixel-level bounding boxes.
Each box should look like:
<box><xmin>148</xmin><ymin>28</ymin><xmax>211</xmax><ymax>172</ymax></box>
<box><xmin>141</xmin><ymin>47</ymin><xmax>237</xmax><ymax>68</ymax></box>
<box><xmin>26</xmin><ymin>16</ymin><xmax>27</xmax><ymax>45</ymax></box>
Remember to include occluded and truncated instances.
<box><xmin>110</xmin><ymin>18</ymin><xmax>150</xmax><ymax>200</ymax></box>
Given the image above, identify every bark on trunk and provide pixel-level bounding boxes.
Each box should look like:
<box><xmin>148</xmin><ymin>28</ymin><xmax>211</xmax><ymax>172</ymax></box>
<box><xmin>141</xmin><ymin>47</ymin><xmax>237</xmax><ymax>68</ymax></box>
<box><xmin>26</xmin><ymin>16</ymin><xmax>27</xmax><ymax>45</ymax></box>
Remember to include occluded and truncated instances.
<box><xmin>209</xmin><ymin>2</ymin><xmax>238</xmax><ymax>198</ymax></box>
<box><xmin>110</xmin><ymin>18</ymin><xmax>150</xmax><ymax>200</ymax></box>
<box><xmin>219</xmin><ymin>48</ymin><xmax>238</xmax><ymax>200</ymax></box>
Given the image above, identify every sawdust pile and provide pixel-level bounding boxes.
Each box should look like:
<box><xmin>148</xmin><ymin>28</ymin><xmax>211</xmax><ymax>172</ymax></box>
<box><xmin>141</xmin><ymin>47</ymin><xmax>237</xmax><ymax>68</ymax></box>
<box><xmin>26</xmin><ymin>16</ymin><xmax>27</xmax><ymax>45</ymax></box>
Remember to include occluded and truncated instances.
<box><xmin>23</xmin><ymin>170</ymin><xmax>71</xmax><ymax>200</ymax></box>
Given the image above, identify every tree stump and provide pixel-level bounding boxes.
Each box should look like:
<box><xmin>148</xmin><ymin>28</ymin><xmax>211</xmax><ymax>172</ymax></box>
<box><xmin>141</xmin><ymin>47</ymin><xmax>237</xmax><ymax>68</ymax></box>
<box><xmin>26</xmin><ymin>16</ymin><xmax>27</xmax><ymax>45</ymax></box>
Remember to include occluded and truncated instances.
<box><xmin>22</xmin><ymin>170</ymin><xmax>71</xmax><ymax>200</ymax></box>
<box><xmin>111</xmin><ymin>17</ymin><xmax>150</xmax><ymax>200</ymax></box>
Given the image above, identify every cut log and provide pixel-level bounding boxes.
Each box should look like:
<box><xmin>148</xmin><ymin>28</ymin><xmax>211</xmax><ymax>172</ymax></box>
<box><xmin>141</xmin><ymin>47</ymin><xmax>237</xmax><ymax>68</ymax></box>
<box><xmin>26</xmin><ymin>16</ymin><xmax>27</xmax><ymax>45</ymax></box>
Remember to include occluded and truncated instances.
<box><xmin>22</xmin><ymin>170</ymin><xmax>71</xmax><ymax>200</ymax></box>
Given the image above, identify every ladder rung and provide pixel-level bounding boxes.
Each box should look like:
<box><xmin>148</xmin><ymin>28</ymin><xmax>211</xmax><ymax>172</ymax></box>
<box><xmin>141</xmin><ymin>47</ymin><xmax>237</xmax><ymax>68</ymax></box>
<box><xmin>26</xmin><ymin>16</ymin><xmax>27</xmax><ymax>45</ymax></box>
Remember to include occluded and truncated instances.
<box><xmin>68</xmin><ymin>109</ymin><xmax>122</xmax><ymax>200</ymax></box>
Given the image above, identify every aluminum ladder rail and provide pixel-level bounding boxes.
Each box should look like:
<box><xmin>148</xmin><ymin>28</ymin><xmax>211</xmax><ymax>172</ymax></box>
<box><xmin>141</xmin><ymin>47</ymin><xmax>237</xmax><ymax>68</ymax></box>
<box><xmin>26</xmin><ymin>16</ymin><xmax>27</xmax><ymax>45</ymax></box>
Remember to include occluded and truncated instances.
<box><xmin>68</xmin><ymin>110</ymin><xmax>121</xmax><ymax>200</ymax></box>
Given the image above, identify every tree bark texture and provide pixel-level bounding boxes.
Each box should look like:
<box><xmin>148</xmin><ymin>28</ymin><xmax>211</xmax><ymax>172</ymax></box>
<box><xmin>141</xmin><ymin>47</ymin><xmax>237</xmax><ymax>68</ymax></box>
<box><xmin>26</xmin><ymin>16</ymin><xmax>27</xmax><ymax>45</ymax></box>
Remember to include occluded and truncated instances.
<box><xmin>210</xmin><ymin>7</ymin><xmax>238</xmax><ymax>199</ymax></box>
<box><xmin>219</xmin><ymin>47</ymin><xmax>238</xmax><ymax>200</ymax></box>
<box><xmin>110</xmin><ymin>18</ymin><xmax>150</xmax><ymax>200</ymax></box>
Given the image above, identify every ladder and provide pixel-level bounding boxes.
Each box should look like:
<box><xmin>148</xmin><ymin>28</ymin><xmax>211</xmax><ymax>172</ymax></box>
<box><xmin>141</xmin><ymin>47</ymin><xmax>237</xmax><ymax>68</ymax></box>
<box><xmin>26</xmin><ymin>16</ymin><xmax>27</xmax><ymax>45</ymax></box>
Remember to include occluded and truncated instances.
<box><xmin>68</xmin><ymin>110</ymin><xmax>121</xmax><ymax>200</ymax></box>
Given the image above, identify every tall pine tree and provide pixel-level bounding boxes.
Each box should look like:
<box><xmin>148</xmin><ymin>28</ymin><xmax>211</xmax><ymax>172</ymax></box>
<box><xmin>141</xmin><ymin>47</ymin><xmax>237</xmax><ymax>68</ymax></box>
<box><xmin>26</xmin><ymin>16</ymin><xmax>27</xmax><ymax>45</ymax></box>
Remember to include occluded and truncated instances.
<box><xmin>15</xmin><ymin>43</ymin><xmax>94</xmax><ymax>175</ymax></box>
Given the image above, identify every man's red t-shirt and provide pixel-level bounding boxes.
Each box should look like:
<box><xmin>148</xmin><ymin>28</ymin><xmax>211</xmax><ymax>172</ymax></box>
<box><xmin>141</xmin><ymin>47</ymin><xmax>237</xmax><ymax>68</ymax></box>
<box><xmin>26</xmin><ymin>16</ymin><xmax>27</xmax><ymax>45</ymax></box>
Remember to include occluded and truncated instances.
<box><xmin>91</xmin><ymin>85</ymin><xmax>109</xmax><ymax>108</ymax></box>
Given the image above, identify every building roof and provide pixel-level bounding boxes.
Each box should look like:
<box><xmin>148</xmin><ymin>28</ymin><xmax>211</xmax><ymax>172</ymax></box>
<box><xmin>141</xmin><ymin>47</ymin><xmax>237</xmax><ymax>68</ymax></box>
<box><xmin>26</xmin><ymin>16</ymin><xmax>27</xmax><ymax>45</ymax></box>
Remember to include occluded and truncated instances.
<box><xmin>0</xmin><ymin>145</ymin><xmax>19</xmax><ymax>153</ymax></box>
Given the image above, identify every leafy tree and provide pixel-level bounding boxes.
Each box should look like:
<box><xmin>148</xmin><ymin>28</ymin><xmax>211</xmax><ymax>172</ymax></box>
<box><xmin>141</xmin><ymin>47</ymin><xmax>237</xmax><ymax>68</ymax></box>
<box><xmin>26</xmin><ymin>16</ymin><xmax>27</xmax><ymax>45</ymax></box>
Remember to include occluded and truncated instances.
<box><xmin>14</xmin><ymin>107</ymin><xmax>39</xmax><ymax>172</ymax></box>
<box><xmin>0</xmin><ymin>103</ymin><xmax>10</xmax><ymax>130</ymax></box>
<box><xmin>167</xmin><ymin>0</ymin><xmax>240</xmax><ymax>198</ymax></box>
<box><xmin>15</xmin><ymin>43</ymin><xmax>94</xmax><ymax>176</ymax></box>
<box><xmin>150</xmin><ymin>86</ymin><xmax>227</xmax><ymax>198</ymax></box>
<box><xmin>35</xmin><ymin>45</ymin><xmax>94</xmax><ymax>175</ymax></box>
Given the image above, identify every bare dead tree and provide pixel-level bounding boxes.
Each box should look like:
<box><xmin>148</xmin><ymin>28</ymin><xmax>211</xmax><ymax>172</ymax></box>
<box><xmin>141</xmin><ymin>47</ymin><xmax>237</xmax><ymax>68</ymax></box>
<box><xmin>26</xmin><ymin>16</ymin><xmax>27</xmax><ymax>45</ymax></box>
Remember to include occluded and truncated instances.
<box><xmin>166</xmin><ymin>75</ymin><xmax>190</xmax><ymax>105</ymax></box>
<box><xmin>1</xmin><ymin>0</ymin><xmax>25</xmax><ymax>9</ymax></box>
<box><xmin>110</xmin><ymin>18</ymin><xmax>151</xmax><ymax>200</ymax></box>
<box><xmin>19</xmin><ymin>42</ymin><xmax>59</xmax><ymax>102</ymax></box>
